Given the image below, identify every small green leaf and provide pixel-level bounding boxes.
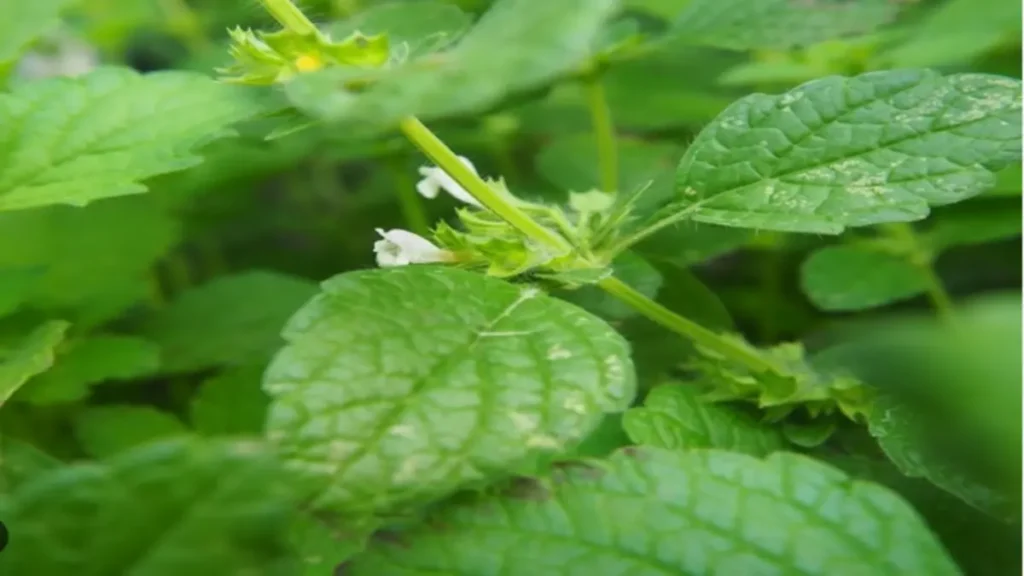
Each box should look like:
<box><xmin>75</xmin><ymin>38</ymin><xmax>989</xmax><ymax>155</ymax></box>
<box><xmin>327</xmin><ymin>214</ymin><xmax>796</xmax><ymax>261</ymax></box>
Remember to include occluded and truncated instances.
<box><xmin>286</xmin><ymin>0</ymin><xmax>619</xmax><ymax>132</ymax></box>
<box><xmin>0</xmin><ymin>320</ymin><xmax>68</xmax><ymax>408</ymax></box>
<box><xmin>17</xmin><ymin>335</ymin><xmax>160</xmax><ymax>405</ymax></box>
<box><xmin>144</xmin><ymin>271</ymin><xmax>318</xmax><ymax>373</ymax></box>
<box><xmin>344</xmin><ymin>448</ymin><xmax>960</xmax><ymax>575</ymax></box>
<box><xmin>0</xmin><ymin>438</ymin><xmax>300</xmax><ymax>574</ymax></box>
<box><xmin>801</xmin><ymin>245</ymin><xmax>929</xmax><ymax>311</ymax></box>
<box><xmin>190</xmin><ymin>365</ymin><xmax>270</xmax><ymax>437</ymax></box>
<box><xmin>673</xmin><ymin>70</ymin><xmax>1022</xmax><ymax>234</ymax></box>
<box><xmin>0</xmin><ymin>0</ymin><xmax>74</xmax><ymax>64</ymax></box>
<box><xmin>0</xmin><ymin>66</ymin><xmax>272</xmax><ymax>212</ymax></box>
<box><xmin>74</xmin><ymin>405</ymin><xmax>188</xmax><ymax>459</ymax></box>
<box><xmin>264</xmin><ymin>267</ymin><xmax>636</xmax><ymax>515</ymax></box>
<box><xmin>672</xmin><ymin>0</ymin><xmax>900</xmax><ymax>51</ymax></box>
<box><xmin>624</xmin><ymin>383</ymin><xmax>785</xmax><ymax>455</ymax></box>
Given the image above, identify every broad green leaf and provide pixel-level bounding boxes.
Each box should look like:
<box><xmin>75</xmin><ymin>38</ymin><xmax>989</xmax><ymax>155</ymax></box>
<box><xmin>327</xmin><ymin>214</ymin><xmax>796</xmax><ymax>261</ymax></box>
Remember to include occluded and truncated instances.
<box><xmin>673</xmin><ymin>70</ymin><xmax>1022</xmax><ymax>234</ymax></box>
<box><xmin>535</xmin><ymin>134</ymin><xmax>681</xmax><ymax>198</ymax></box>
<box><xmin>328</xmin><ymin>1</ymin><xmax>472</xmax><ymax>58</ymax></box>
<box><xmin>923</xmin><ymin>198</ymin><xmax>1022</xmax><ymax>252</ymax></box>
<box><xmin>623</xmin><ymin>0</ymin><xmax>691</xmax><ymax>20</ymax></box>
<box><xmin>74</xmin><ymin>405</ymin><xmax>188</xmax><ymax>459</ymax></box>
<box><xmin>624</xmin><ymin>383</ymin><xmax>785</xmax><ymax>455</ymax></box>
<box><xmin>0</xmin><ymin>320</ymin><xmax>67</xmax><ymax>408</ymax></box>
<box><xmin>0</xmin><ymin>195</ymin><xmax>180</xmax><ymax>324</ymax></box>
<box><xmin>343</xmin><ymin>448</ymin><xmax>960</xmax><ymax>575</ymax></box>
<box><xmin>0</xmin><ymin>0</ymin><xmax>74</xmax><ymax>64</ymax></box>
<box><xmin>869</xmin><ymin>393</ymin><xmax>1016</xmax><ymax>522</ymax></box>
<box><xmin>0</xmin><ymin>267</ymin><xmax>43</xmax><ymax>318</ymax></box>
<box><xmin>286</xmin><ymin>0</ymin><xmax>619</xmax><ymax>131</ymax></box>
<box><xmin>190</xmin><ymin>364</ymin><xmax>270</xmax><ymax>437</ymax></box>
<box><xmin>288</xmin><ymin>511</ymin><xmax>372</xmax><ymax>575</ymax></box>
<box><xmin>672</xmin><ymin>0</ymin><xmax>899</xmax><ymax>51</ymax></box>
<box><xmin>0</xmin><ymin>438</ymin><xmax>301</xmax><ymax>574</ymax></box>
<box><xmin>801</xmin><ymin>245</ymin><xmax>929</xmax><ymax>311</ymax></box>
<box><xmin>0</xmin><ymin>435</ymin><xmax>62</xmax><ymax>494</ymax></box>
<box><xmin>144</xmin><ymin>271</ymin><xmax>318</xmax><ymax>373</ymax></box>
<box><xmin>987</xmin><ymin>163</ymin><xmax>1022</xmax><ymax>196</ymax></box>
<box><xmin>0</xmin><ymin>66</ymin><xmax>271</xmax><ymax>212</ymax></box>
<box><xmin>17</xmin><ymin>335</ymin><xmax>160</xmax><ymax>405</ymax></box>
<box><xmin>880</xmin><ymin>0</ymin><xmax>1022</xmax><ymax>68</ymax></box>
<box><xmin>263</xmin><ymin>266</ymin><xmax>636</xmax><ymax>515</ymax></box>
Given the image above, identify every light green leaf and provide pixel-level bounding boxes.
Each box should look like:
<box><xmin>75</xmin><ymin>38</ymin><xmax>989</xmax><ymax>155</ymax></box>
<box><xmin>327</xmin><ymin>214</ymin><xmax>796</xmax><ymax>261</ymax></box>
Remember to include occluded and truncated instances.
<box><xmin>673</xmin><ymin>70</ymin><xmax>1022</xmax><ymax>234</ymax></box>
<box><xmin>881</xmin><ymin>0</ymin><xmax>1021</xmax><ymax>68</ymax></box>
<box><xmin>17</xmin><ymin>335</ymin><xmax>160</xmax><ymax>405</ymax></box>
<box><xmin>74</xmin><ymin>405</ymin><xmax>188</xmax><ymax>459</ymax></box>
<box><xmin>869</xmin><ymin>393</ymin><xmax>1016</xmax><ymax>522</ymax></box>
<box><xmin>0</xmin><ymin>0</ymin><xmax>74</xmax><ymax>64</ymax></box>
<box><xmin>624</xmin><ymin>383</ymin><xmax>785</xmax><ymax>455</ymax></box>
<box><xmin>0</xmin><ymin>320</ymin><xmax>68</xmax><ymax>408</ymax></box>
<box><xmin>264</xmin><ymin>266</ymin><xmax>636</xmax><ymax>515</ymax></box>
<box><xmin>286</xmin><ymin>0</ymin><xmax>618</xmax><ymax>132</ymax></box>
<box><xmin>801</xmin><ymin>245</ymin><xmax>929</xmax><ymax>311</ymax></box>
<box><xmin>672</xmin><ymin>0</ymin><xmax>899</xmax><ymax>51</ymax></box>
<box><xmin>0</xmin><ymin>438</ymin><xmax>300</xmax><ymax>574</ymax></box>
<box><xmin>328</xmin><ymin>1</ymin><xmax>471</xmax><ymax>59</ymax></box>
<box><xmin>923</xmin><ymin>198</ymin><xmax>1022</xmax><ymax>252</ymax></box>
<box><xmin>144</xmin><ymin>271</ymin><xmax>318</xmax><ymax>373</ymax></box>
<box><xmin>190</xmin><ymin>364</ymin><xmax>270</xmax><ymax>437</ymax></box>
<box><xmin>987</xmin><ymin>163</ymin><xmax>1022</xmax><ymax>196</ymax></box>
<box><xmin>344</xmin><ymin>448</ymin><xmax>960</xmax><ymax>575</ymax></box>
<box><xmin>0</xmin><ymin>195</ymin><xmax>180</xmax><ymax>323</ymax></box>
<box><xmin>0</xmin><ymin>66</ymin><xmax>272</xmax><ymax>212</ymax></box>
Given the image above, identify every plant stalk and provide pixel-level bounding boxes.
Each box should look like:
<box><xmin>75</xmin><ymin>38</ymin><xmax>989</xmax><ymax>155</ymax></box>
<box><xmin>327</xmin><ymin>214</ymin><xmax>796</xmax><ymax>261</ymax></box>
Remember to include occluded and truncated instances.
<box><xmin>584</xmin><ymin>75</ymin><xmax>618</xmax><ymax>193</ymax></box>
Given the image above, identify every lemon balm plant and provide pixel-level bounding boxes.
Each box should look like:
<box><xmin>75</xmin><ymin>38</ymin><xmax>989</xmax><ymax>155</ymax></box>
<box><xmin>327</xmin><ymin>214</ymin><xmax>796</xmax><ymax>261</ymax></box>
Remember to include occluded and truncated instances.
<box><xmin>0</xmin><ymin>0</ymin><xmax>1021</xmax><ymax>574</ymax></box>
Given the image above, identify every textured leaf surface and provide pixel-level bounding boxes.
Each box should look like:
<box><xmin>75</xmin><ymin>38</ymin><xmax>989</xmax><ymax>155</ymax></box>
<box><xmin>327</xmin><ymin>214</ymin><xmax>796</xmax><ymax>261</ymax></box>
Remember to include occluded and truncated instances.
<box><xmin>0</xmin><ymin>66</ymin><xmax>270</xmax><ymax>212</ymax></box>
<box><xmin>0</xmin><ymin>438</ymin><xmax>300</xmax><ymax>574</ymax></box>
<box><xmin>673</xmin><ymin>0</ymin><xmax>899</xmax><ymax>51</ymax></box>
<box><xmin>190</xmin><ymin>365</ymin><xmax>269</xmax><ymax>437</ymax></box>
<box><xmin>263</xmin><ymin>266</ymin><xmax>636</xmax><ymax>514</ymax></box>
<box><xmin>0</xmin><ymin>0</ymin><xmax>74</xmax><ymax>63</ymax></box>
<box><xmin>74</xmin><ymin>405</ymin><xmax>188</xmax><ymax>459</ymax></box>
<box><xmin>624</xmin><ymin>383</ymin><xmax>785</xmax><ymax>455</ymax></box>
<box><xmin>144</xmin><ymin>271</ymin><xmax>318</xmax><ymax>373</ymax></box>
<box><xmin>801</xmin><ymin>245</ymin><xmax>928</xmax><ymax>311</ymax></box>
<box><xmin>18</xmin><ymin>335</ymin><xmax>160</xmax><ymax>404</ymax></box>
<box><xmin>287</xmin><ymin>0</ymin><xmax>618</xmax><ymax>131</ymax></box>
<box><xmin>674</xmin><ymin>70</ymin><xmax>1022</xmax><ymax>233</ymax></box>
<box><xmin>0</xmin><ymin>321</ymin><xmax>68</xmax><ymax>407</ymax></box>
<box><xmin>344</xmin><ymin>448</ymin><xmax>959</xmax><ymax>575</ymax></box>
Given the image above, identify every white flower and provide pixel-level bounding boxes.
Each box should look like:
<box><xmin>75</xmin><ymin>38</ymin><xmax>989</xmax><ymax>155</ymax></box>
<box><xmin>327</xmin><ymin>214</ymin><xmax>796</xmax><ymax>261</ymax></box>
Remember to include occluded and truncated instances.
<box><xmin>373</xmin><ymin>228</ymin><xmax>452</xmax><ymax>267</ymax></box>
<box><xmin>416</xmin><ymin>156</ymin><xmax>483</xmax><ymax>207</ymax></box>
<box><xmin>16</xmin><ymin>35</ymin><xmax>98</xmax><ymax>81</ymax></box>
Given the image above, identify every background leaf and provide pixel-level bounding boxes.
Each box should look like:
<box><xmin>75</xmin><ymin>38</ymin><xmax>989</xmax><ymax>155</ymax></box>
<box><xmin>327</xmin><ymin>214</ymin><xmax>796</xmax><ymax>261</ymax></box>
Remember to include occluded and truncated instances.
<box><xmin>0</xmin><ymin>0</ymin><xmax>75</xmax><ymax>65</ymax></box>
<box><xmin>73</xmin><ymin>404</ymin><xmax>188</xmax><ymax>459</ymax></box>
<box><xmin>263</xmin><ymin>266</ymin><xmax>636</xmax><ymax>515</ymax></box>
<box><xmin>800</xmin><ymin>244</ymin><xmax>929</xmax><ymax>311</ymax></box>
<box><xmin>0</xmin><ymin>320</ymin><xmax>68</xmax><ymax>407</ymax></box>
<box><xmin>190</xmin><ymin>364</ymin><xmax>270</xmax><ymax>437</ymax></box>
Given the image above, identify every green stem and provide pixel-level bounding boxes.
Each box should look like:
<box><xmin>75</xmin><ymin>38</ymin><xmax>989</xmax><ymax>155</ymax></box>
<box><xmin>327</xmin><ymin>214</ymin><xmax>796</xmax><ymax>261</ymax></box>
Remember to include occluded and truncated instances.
<box><xmin>260</xmin><ymin>0</ymin><xmax>319</xmax><ymax>35</ymax></box>
<box><xmin>390</xmin><ymin>155</ymin><xmax>431</xmax><ymax>236</ymax></box>
<box><xmin>584</xmin><ymin>74</ymin><xmax>618</xmax><ymax>193</ymax></box>
<box><xmin>598</xmin><ymin>277</ymin><xmax>779</xmax><ymax>374</ymax></box>
<box><xmin>885</xmin><ymin>223</ymin><xmax>954</xmax><ymax>318</ymax></box>
<box><xmin>608</xmin><ymin>204</ymin><xmax>697</xmax><ymax>255</ymax></box>
<box><xmin>398</xmin><ymin>116</ymin><xmax>572</xmax><ymax>254</ymax></box>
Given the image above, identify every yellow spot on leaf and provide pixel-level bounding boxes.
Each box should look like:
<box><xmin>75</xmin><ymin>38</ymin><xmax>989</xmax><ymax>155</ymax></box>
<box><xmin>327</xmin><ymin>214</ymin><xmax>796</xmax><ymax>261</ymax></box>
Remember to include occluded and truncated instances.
<box><xmin>295</xmin><ymin>54</ymin><xmax>323</xmax><ymax>72</ymax></box>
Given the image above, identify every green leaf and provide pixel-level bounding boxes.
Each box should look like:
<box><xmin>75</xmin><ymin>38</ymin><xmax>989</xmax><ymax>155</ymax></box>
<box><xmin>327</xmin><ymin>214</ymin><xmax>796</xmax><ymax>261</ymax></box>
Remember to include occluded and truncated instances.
<box><xmin>535</xmin><ymin>133</ymin><xmax>681</xmax><ymax>199</ymax></box>
<box><xmin>286</xmin><ymin>0</ymin><xmax>619</xmax><ymax>132</ymax></box>
<box><xmin>869</xmin><ymin>393</ymin><xmax>1016</xmax><ymax>522</ymax></box>
<box><xmin>672</xmin><ymin>0</ymin><xmax>900</xmax><ymax>51</ymax></box>
<box><xmin>17</xmin><ymin>335</ymin><xmax>160</xmax><ymax>405</ymax></box>
<box><xmin>0</xmin><ymin>320</ymin><xmax>68</xmax><ymax>408</ymax></box>
<box><xmin>0</xmin><ymin>0</ymin><xmax>74</xmax><ymax>64</ymax></box>
<box><xmin>328</xmin><ymin>1</ymin><xmax>472</xmax><ymax>59</ymax></box>
<box><xmin>288</xmin><ymin>511</ymin><xmax>372</xmax><ymax>575</ymax></box>
<box><xmin>343</xmin><ymin>448</ymin><xmax>960</xmax><ymax>575</ymax></box>
<box><xmin>0</xmin><ymin>435</ymin><xmax>62</xmax><ymax>494</ymax></box>
<box><xmin>74</xmin><ymin>405</ymin><xmax>188</xmax><ymax>459</ymax></box>
<box><xmin>634</xmin><ymin>222</ymin><xmax>752</xmax><ymax>267</ymax></box>
<box><xmin>560</xmin><ymin>252</ymin><xmax>662</xmax><ymax>321</ymax></box>
<box><xmin>0</xmin><ymin>195</ymin><xmax>180</xmax><ymax>324</ymax></box>
<box><xmin>801</xmin><ymin>245</ymin><xmax>929</xmax><ymax>311</ymax></box>
<box><xmin>263</xmin><ymin>266</ymin><xmax>636</xmax><ymax>515</ymax></box>
<box><xmin>190</xmin><ymin>364</ymin><xmax>270</xmax><ymax>437</ymax></box>
<box><xmin>623</xmin><ymin>383</ymin><xmax>785</xmax><ymax>455</ymax></box>
<box><xmin>673</xmin><ymin>70</ymin><xmax>1022</xmax><ymax>234</ymax></box>
<box><xmin>0</xmin><ymin>267</ymin><xmax>43</xmax><ymax>318</ymax></box>
<box><xmin>0</xmin><ymin>66</ymin><xmax>272</xmax><ymax>212</ymax></box>
<box><xmin>144</xmin><ymin>271</ymin><xmax>318</xmax><ymax>373</ymax></box>
<box><xmin>0</xmin><ymin>437</ymin><xmax>300</xmax><ymax>574</ymax></box>
<box><xmin>923</xmin><ymin>198</ymin><xmax>1022</xmax><ymax>252</ymax></box>
<box><xmin>881</xmin><ymin>0</ymin><xmax>1022</xmax><ymax>68</ymax></box>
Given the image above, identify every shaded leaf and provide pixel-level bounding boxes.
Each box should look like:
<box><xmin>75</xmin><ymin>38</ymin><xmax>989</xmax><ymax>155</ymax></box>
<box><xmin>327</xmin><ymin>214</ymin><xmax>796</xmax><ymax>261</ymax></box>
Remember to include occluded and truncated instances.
<box><xmin>0</xmin><ymin>321</ymin><xmax>67</xmax><ymax>408</ymax></box>
<box><xmin>190</xmin><ymin>364</ymin><xmax>270</xmax><ymax>437</ymax></box>
<box><xmin>73</xmin><ymin>405</ymin><xmax>188</xmax><ymax>459</ymax></box>
<box><xmin>801</xmin><ymin>245</ymin><xmax>929</xmax><ymax>311</ymax></box>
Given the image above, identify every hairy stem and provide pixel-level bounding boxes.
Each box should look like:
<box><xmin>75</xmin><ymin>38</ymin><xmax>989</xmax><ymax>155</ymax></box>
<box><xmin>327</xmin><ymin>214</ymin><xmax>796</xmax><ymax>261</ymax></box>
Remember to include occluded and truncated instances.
<box><xmin>584</xmin><ymin>75</ymin><xmax>618</xmax><ymax>193</ymax></box>
<box><xmin>260</xmin><ymin>0</ymin><xmax>320</xmax><ymax>35</ymax></box>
